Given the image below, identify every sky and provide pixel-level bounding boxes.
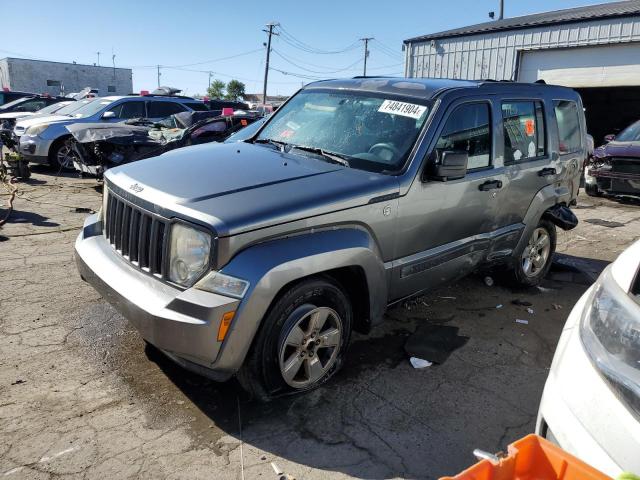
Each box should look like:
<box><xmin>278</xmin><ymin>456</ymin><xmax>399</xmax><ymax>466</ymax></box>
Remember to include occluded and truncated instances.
<box><xmin>0</xmin><ymin>0</ymin><xmax>619</xmax><ymax>97</ymax></box>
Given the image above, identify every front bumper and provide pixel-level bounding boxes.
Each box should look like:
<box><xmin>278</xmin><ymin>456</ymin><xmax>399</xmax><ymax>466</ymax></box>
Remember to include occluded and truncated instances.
<box><xmin>75</xmin><ymin>214</ymin><xmax>240</xmax><ymax>380</ymax></box>
<box><xmin>19</xmin><ymin>134</ymin><xmax>53</xmax><ymax>164</ymax></box>
<box><xmin>536</xmin><ymin>287</ymin><xmax>640</xmax><ymax>476</ymax></box>
<box><xmin>588</xmin><ymin>167</ymin><xmax>640</xmax><ymax>196</ymax></box>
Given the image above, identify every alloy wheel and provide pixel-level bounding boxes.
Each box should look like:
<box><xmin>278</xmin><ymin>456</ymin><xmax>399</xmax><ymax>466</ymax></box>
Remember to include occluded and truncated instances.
<box><xmin>278</xmin><ymin>306</ymin><xmax>343</xmax><ymax>389</ymax></box>
<box><xmin>521</xmin><ymin>227</ymin><xmax>551</xmax><ymax>277</ymax></box>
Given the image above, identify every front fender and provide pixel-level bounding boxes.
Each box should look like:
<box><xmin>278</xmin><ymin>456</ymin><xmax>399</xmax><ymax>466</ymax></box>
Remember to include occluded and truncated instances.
<box><xmin>210</xmin><ymin>228</ymin><xmax>387</xmax><ymax>374</ymax></box>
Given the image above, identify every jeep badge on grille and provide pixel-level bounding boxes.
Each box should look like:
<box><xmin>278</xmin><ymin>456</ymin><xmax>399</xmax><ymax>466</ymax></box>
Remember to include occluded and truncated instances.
<box><xmin>130</xmin><ymin>183</ymin><xmax>144</xmax><ymax>193</ymax></box>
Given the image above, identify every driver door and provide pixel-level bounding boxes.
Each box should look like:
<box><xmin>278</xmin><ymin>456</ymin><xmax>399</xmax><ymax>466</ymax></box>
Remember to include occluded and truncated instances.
<box><xmin>391</xmin><ymin>99</ymin><xmax>510</xmax><ymax>301</ymax></box>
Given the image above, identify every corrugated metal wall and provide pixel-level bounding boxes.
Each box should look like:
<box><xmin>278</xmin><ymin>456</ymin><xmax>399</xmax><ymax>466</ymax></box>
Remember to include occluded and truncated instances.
<box><xmin>405</xmin><ymin>16</ymin><xmax>640</xmax><ymax>80</ymax></box>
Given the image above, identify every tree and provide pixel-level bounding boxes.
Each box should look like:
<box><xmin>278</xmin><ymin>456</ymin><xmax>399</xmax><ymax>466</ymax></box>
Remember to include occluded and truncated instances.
<box><xmin>206</xmin><ymin>79</ymin><xmax>225</xmax><ymax>99</ymax></box>
<box><xmin>225</xmin><ymin>79</ymin><xmax>246</xmax><ymax>101</ymax></box>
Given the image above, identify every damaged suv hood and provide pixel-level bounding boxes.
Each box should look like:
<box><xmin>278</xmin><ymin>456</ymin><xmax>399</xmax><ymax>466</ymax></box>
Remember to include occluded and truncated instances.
<box><xmin>106</xmin><ymin>142</ymin><xmax>399</xmax><ymax>236</ymax></box>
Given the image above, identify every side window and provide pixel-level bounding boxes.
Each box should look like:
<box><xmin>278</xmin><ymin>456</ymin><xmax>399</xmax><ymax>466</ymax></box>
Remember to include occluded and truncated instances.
<box><xmin>435</xmin><ymin>103</ymin><xmax>491</xmax><ymax>170</ymax></box>
<box><xmin>554</xmin><ymin>100</ymin><xmax>581</xmax><ymax>154</ymax></box>
<box><xmin>147</xmin><ymin>101</ymin><xmax>186</xmax><ymax>118</ymax></box>
<box><xmin>117</xmin><ymin>101</ymin><xmax>146</xmax><ymax>119</ymax></box>
<box><xmin>501</xmin><ymin>101</ymin><xmax>545</xmax><ymax>164</ymax></box>
<box><xmin>17</xmin><ymin>99</ymin><xmax>46</xmax><ymax>112</ymax></box>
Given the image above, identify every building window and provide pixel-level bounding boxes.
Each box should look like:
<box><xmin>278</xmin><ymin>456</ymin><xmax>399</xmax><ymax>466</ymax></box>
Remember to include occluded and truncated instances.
<box><xmin>107</xmin><ymin>85</ymin><xmax>116</xmax><ymax>92</ymax></box>
<box><xmin>46</xmin><ymin>80</ymin><xmax>61</xmax><ymax>87</ymax></box>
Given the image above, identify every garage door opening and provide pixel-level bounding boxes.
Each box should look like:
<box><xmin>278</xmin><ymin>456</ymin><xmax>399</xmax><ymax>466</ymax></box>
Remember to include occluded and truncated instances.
<box><xmin>576</xmin><ymin>87</ymin><xmax>640</xmax><ymax>145</ymax></box>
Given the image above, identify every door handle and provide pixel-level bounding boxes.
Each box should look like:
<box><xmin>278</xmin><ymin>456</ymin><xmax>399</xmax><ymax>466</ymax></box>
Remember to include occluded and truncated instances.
<box><xmin>479</xmin><ymin>180</ymin><xmax>503</xmax><ymax>191</ymax></box>
<box><xmin>538</xmin><ymin>167</ymin><xmax>557</xmax><ymax>177</ymax></box>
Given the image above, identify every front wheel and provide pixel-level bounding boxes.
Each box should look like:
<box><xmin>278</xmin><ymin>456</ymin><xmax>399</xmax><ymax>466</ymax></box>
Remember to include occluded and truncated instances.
<box><xmin>49</xmin><ymin>138</ymin><xmax>77</xmax><ymax>171</ymax></box>
<box><xmin>511</xmin><ymin>219</ymin><xmax>556</xmax><ymax>287</ymax></box>
<box><xmin>237</xmin><ymin>277</ymin><xmax>352</xmax><ymax>401</ymax></box>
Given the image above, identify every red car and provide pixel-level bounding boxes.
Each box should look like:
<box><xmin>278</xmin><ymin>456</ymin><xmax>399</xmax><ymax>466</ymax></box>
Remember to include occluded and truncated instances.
<box><xmin>586</xmin><ymin>120</ymin><xmax>640</xmax><ymax>198</ymax></box>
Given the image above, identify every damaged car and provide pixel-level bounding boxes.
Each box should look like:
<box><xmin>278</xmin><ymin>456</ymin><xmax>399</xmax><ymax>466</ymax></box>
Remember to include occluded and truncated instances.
<box><xmin>68</xmin><ymin>111</ymin><xmax>262</xmax><ymax>176</ymax></box>
<box><xmin>75</xmin><ymin>78</ymin><xmax>586</xmax><ymax>399</ymax></box>
<box><xmin>586</xmin><ymin>120</ymin><xmax>640</xmax><ymax>198</ymax></box>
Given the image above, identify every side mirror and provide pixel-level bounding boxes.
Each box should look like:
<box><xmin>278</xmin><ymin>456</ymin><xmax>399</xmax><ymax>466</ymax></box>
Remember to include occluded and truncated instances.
<box><xmin>102</xmin><ymin>111</ymin><xmax>116</xmax><ymax>120</ymax></box>
<box><xmin>603</xmin><ymin>134</ymin><xmax>615</xmax><ymax>143</ymax></box>
<box><xmin>425</xmin><ymin>150</ymin><xmax>468</xmax><ymax>181</ymax></box>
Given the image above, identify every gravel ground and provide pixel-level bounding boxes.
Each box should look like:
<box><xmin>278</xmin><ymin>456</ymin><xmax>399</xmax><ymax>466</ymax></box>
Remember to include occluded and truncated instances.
<box><xmin>1</xmin><ymin>165</ymin><xmax>639</xmax><ymax>480</ymax></box>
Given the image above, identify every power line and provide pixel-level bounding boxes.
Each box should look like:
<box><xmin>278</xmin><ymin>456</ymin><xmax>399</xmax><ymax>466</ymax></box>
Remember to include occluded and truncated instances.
<box><xmin>278</xmin><ymin>25</ymin><xmax>360</xmax><ymax>55</ymax></box>
<box><xmin>272</xmin><ymin>49</ymin><xmax>361</xmax><ymax>74</ymax></box>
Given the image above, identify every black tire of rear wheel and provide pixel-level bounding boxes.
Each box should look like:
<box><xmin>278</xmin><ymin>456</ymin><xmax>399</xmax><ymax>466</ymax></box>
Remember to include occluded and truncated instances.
<box><xmin>584</xmin><ymin>183</ymin><xmax>602</xmax><ymax>197</ymax></box>
<box><xmin>237</xmin><ymin>277</ymin><xmax>352</xmax><ymax>402</ymax></box>
<box><xmin>511</xmin><ymin>219</ymin><xmax>556</xmax><ymax>287</ymax></box>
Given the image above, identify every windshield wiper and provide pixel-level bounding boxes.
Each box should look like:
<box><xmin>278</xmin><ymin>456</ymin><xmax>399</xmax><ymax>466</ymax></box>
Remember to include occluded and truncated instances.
<box><xmin>253</xmin><ymin>137</ymin><xmax>288</xmax><ymax>151</ymax></box>
<box><xmin>289</xmin><ymin>145</ymin><xmax>350</xmax><ymax>167</ymax></box>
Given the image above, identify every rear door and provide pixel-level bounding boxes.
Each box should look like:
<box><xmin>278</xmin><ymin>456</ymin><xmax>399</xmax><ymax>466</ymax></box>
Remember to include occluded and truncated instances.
<box><xmin>496</xmin><ymin>97</ymin><xmax>556</xmax><ymax>227</ymax></box>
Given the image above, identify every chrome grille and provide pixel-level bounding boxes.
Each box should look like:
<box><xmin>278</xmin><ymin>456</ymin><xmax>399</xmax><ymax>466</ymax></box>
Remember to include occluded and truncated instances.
<box><xmin>104</xmin><ymin>189</ymin><xmax>168</xmax><ymax>277</ymax></box>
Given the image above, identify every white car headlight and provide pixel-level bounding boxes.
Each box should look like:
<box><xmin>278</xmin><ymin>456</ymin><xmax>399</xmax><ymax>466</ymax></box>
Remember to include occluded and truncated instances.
<box><xmin>25</xmin><ymin>124</ymin><xmax>49</xmax><ymax>136</ymax></box>
<box><xmin>168</xmin><ymin>223</ymin><xmax>211</xmax><ymax>287</ymax></box>
<box><xmin>580</xmin><ymin>268</ymin><xmax>640</xmax><ymax>418</ymax></box>
<box><xmin>195</xmin><ymin>271</ymin><xmax>249</xmax><ymax>299</ymax></box>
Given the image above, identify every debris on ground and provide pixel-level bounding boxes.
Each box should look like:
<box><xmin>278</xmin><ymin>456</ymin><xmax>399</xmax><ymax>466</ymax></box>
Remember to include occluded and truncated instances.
<box><xmin>552</xmin><ymin>303</ymin><xmax>563</xmax><ymax>310</ymax></box>
<box><xmin>515</xmin><ymin>319</ymin><xmax>529</xmax><ymax>325</ymax></box>
<box><xmin>484</xmin><ymin>276</ymin><xmax>494</xmax><ymax>286</ymax></box>
<box><xmin>72</xmin><ymin>207</ymin><xmax>94</xmax><ymax>213</ymax></box>
<box><xmin>409</xmin><ymin>357</ymin><xmax>433</xmax><ymax>369</ymax></box>
<box><xmin>526</xmin><ymin>308</ymin><xmax>535</xmax><ymax>315</ymax></box>
<box><xmin>512</xmin><ymin>299</ymin><xmax>533</xmax><ymax>307</ymax></box>
<box><xmin>11</xmin><ymin>379</ymin><xmax>25</xmax><ymax>385</ymax></box>
<box><xmin>440</xmin><ymin>296</ymin><xmax>457</xmax><ymax>300</ymax></box>
<box><xmin>405</xmin><ymin>324</ymin><xmax>469</xmax><ymax>364</ymax></box>
<box><xmin>537</xmin><ymin>286</ymin><xmax>554</xmax><ymax>293</ymax></box>
<box><xmin>496</xmin><ymin>304</ymin><xmax>503</xmax><ymax>309</ymax></box>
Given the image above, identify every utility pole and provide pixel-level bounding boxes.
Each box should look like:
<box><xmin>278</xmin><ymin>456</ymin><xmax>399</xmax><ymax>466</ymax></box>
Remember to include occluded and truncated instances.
<box><xmin>360</xmin><ymin>38</ymin><xmax>373</xmax><ymax>76</ymax></box>
<box><xmin>96</xmin><ymin>51</ymin><xmax>101</xmax><ymax>66</ymax></box>
<box><xmin>157</xmin><ymin>65</ymin><xmax>161</xmax><ymax>88</ymax></box>
<box><xmin>499</xmin><ymin>0</ymin><xmax>504</xmax><ymax>19</ymax></box>
<box><xmin>208</xmin><ymin>71</ymin><xmax>213</xmax><ymax>88</ymax></box>
<box><xmin>262</xmin><ymin>22</ymin><xmax>279</xmax><ymax>105</ymax></box>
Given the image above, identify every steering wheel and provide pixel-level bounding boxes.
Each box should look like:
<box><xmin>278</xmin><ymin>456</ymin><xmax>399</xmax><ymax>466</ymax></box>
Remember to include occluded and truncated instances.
<box><xmin>368</xmin><ymin>142</ymin><xmax>399</xmax><ymax>161</ymax></box>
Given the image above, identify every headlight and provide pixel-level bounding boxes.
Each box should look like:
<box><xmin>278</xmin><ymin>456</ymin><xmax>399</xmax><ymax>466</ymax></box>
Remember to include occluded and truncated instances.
<box><xmin>195</xmin><ymin>271</ymin><xmax>249</xmax><ymax>299</ymax></box>
<box><xmin>168</xmin><ymin>223</ymin><xmax>211</xmax><ymax>287</ymax></box>
<box><xmin>25</xmin><ymin>124</ymin><xmax>49</xmax><ymax>136</ymax></box>
<box><xmin>580</xmin><ymin>268</ymin><xmax>640</xmax><ymax>419</ymax></box>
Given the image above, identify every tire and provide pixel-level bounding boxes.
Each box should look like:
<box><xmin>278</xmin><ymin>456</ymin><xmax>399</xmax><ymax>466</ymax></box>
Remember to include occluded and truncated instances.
<box><xmin>584</xmin><ymin>183</ymin><xmax>602</xmax><ymax>197</ymax></box>
<box><xmin>48</xmin><ymin>137</ymin><xmax>76</xmax><ymax>171</ymax></box>
<box><xmin>237</xmin><ymin>276</ymin><xmax>352</xmax><ymax>401</ymax></box>
<box><xmin>511</xmin><ymin>219</ymin><xmax>556</xmax><ymax>287</ymax></box>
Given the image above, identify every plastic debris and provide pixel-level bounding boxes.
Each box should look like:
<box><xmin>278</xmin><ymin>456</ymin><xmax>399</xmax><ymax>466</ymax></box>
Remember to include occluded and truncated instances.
<box><xmin>410</xmin><ymin>357</ymin><xmax>433</xmax><ymax>369</ymax></box>
<box><xmin>484</xmin><ymin>276</ymin><xmax>494</xmax><ymax>286</ymax></box>
<box><xmin>440</xmin><ymin>296</ymin><xmax>457</xmax><ymax>300</ymax></box>
<box><xmin>516</xmin><ymin>319</ymin><xmax>529</xmax><ymax>325</ymax></box>
<box><xmin>496</xmin><ymin>304</ymin><xmax>503</xmax><ymax>309</ymax></box>
<box><xmin>526</xmin><ymin>308</ymin><xmax>534</xmax><ymax>315</ymax></box>
<box><xmin>552</xmin><ymin>303</ymin><xmax>563</xmax><ymax>310</ymax></box>
<box><xmin>271</xmin><ymin>462</ymin><xmax>283</xmax><ymax>476</ymax></box>
<box><xmin>537</xmin><ymin>286</ymin><xmax>554</xmax><ymax>293</ymax></box>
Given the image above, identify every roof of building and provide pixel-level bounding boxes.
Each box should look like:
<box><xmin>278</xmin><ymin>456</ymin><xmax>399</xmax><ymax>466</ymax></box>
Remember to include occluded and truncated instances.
<box><xmin>0</xmin><ymin>57</ymin><xmax>132</xmax><ymax>71</ymax></box>
<box><xmin>304</xmin><ymin>77</ymin><xmax>573</xmax><ymax>100</ymax></box>
<box><xmin>404</xmin><ymin>0</ymin><xmax>640</xmax><ymax>43</ymax></box>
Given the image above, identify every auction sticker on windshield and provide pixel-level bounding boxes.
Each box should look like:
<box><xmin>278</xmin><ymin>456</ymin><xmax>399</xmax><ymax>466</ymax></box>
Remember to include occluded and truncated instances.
<box><xmin>378</xmin><ymin>100</ymin><xmax>427</xmax><ymax>119</ymax></box>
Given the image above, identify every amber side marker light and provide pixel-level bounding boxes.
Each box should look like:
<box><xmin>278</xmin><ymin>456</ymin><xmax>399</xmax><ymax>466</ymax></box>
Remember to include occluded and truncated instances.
<box><xmin>217</xmin><ymin>311</ymin><xmax>235</xmax><ymax>342</ymax></box>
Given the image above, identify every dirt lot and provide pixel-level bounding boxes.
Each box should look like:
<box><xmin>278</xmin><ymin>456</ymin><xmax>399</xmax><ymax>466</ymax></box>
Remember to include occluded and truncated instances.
<box><xmin>1</xmin><ymin>166</ymin><xmax>639</xmax><ymax>480</ymax></box>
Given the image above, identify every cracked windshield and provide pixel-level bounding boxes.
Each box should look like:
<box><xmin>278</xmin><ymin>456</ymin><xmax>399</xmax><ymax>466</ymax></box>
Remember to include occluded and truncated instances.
<box><xmin>256</xmin><ymin>90</ymin><xmax>430</xmax><ymax>172</ymax></box>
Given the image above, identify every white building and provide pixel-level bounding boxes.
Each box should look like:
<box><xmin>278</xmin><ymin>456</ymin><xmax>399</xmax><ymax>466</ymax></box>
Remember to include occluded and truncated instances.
<box><xmin>403</xmin><ymin>0</ymin><xmax>640</xmax><ymax>142</ymax></box>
